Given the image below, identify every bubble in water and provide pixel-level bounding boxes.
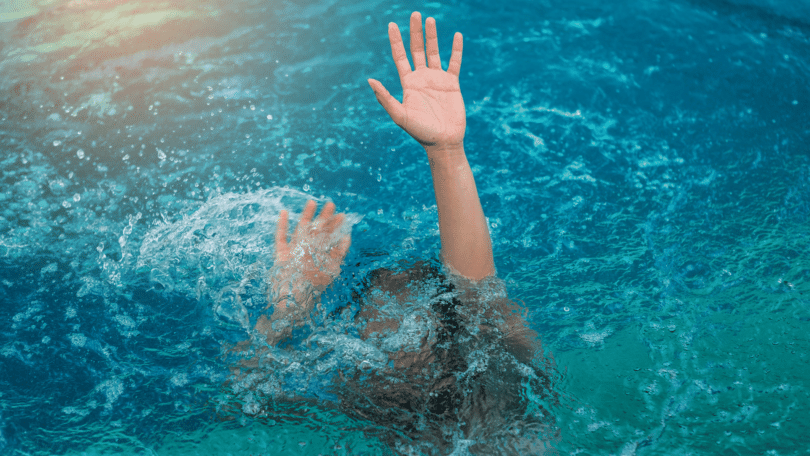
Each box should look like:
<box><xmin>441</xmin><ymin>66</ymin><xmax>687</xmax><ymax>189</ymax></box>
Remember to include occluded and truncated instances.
<box><xmin>243</xmin><ymin>400</ymin><xmax>259</xmax><ymax>415</ymax></box>
<box><xmin>267</xmin><ymin>114</ymin><xmax>273</xmax><ymax>120</ymax></box>
<box><xmin>76</xmin><ymin>149</ymin><xmax>85</xmax><ymax>159</ymax></box>
<box><xmin>69</xmin><ymin>333</ymin><xmax>87</xmax><ymax>347</ymax></box>
<box><xmin>53</xmin><ymin>140</ymin><xmax>62</xmax><ymax>147</ymax></box>
<box><xmin>62</xmin><ymin>201</ymin><xmax>71</xmax><ymax>208</ymax></box>
<box><xmin>250</xmin><ymin>105</ymin><xmax>255</xmax><ymax>111</ymax></box>
<box><xmin>73</xmin><ymin>193</ymin><xmax>81</xmax><ymax>202</ymax></box>
<box><xmin>303</xmin><ymin>184</ymin><xmax>310</xmax><ymax>191</ymax></box>
<box><xmin>170</xmin><ymin>372</ymin><xmax>189</xmax><ymax>387</ymax></box>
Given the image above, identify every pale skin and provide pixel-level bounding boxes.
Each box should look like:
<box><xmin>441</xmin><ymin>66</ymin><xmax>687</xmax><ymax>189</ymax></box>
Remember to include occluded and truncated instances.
<box><xmin>368</xmin><ymin>12</ymin><xmax>495</xmax><ymax>281</ymax></box>
<box><xmin>255</xmin><ymin>200</ymin><xmax>350</xmax><ymax>343</ymax></box>
<box><xmin>257</xmin><ymin>12</ymin><xmax>533</xmax><ymax>356</ymax></box>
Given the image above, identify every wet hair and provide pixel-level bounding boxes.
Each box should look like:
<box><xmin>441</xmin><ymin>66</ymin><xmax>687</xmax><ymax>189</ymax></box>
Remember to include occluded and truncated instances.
<box><xmin>333</xmin><ymin>260</ymin><xmax>560</xmax><ymax>453</ymax></box>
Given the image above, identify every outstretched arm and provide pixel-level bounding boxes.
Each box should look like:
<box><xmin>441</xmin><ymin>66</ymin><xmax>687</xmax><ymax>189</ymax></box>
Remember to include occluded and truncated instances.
<box><xmin>368</xmin><ymin>12</ymin><xmax>494</xmax><ymax>281</ymax></box>
<box><xmin>368</xmin><ymin>13</ymin><xmax>542</xmax><ymax>362</ymax></box>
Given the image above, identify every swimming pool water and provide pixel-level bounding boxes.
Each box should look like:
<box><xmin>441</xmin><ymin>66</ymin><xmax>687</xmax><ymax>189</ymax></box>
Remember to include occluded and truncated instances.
<box><xmin>0</xmin><ymin>0</ymin><xmax>808</xmax><ymax>454</ymax></box>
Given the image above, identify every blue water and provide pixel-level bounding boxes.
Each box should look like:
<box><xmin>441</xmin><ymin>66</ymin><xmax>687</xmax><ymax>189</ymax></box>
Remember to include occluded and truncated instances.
<box><xmin>1</xmin><ymin>0</ymin><xmax>809</xmax><ymax>454</ymax></box>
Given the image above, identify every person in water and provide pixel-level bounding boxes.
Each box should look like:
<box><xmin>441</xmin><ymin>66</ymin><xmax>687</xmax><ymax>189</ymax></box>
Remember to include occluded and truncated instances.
<box><xmin>244</xmin><ymin>11</ymin><xmax>555</xmax><ymax>454</ymax></box>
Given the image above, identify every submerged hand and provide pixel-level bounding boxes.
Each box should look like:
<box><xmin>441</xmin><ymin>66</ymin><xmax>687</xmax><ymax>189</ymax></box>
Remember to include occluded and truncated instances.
<box><xmin>275</xmin><ymin>200</ymin><xmax>351</xmax><ymax>287</ymax></box>
<box><xmin>258</xmin><ymin>200</ymin><xmax>350</xmax><ymax>344</ymax></box>
<box><xmin>270</xmin><ymin>200</ymin><xmax>351</xmax><ymax>311</ymax></box>
<box><xmin>368</xmin><ymin>11</ymin><xmax>465</xmax><ymax>151</ymax></box>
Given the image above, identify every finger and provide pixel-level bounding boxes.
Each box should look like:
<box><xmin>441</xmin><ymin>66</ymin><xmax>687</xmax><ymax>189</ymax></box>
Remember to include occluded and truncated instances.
<box><xmin>425</xmin><ymin>17</ymin><xmax>442</xmax><ymax>70</ymax></box>
<box><xmin>323</xmin><ymin>212</ymin><xmax>345</xmax><ymax>235</ymax></box>
<box><xmin>315</xmin><ymin>202</ymin><xmax>336</xmax><ymax>226</ymax></box>
<box><xmin>368</xmin><ymin>79</ymin><xmax>406</xmax><ymax>127</ymax></box>
<box><xmin>388</xmin><ymin>22</ymin><xmax>412</xmax><ymax>80</ymax></box>
<box><xmin>447</xmin><ymin>32</ymin><xmax>463</xmax><ymax>77</ymax></box>
<box><xmin>409</xmin><ymin>12</ymin><xmax>427</xmax><ymax>70</ymax></box>
<box><xmin>331</xmin><ymin>234</ymin><xmax>352</xmax><ymax>261</ymax></box>
<box><xmin>295</xmin><ymin>200</ymin><xmax>317</xmax><ymax>237</ymax></box>
<box><xmin>275</xmin><ymin>210</ymin><xmax>290</xmax><ymax>260</ymax></box>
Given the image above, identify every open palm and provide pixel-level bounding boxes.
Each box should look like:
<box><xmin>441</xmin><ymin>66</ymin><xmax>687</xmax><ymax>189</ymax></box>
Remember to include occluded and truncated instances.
<box><xmin>368</xmin><ymin>12</ymin><xmax>465</xmax><ymax>148</ymax></box>
<box><xmin>274</xmin><ymin>200</ymin><xmax>351</xmax><ymax>293</ymax></box>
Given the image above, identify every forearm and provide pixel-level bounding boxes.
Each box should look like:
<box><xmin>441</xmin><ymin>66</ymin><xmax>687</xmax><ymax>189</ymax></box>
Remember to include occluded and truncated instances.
<box><xmin>425</xmin><ymin>144</ymin><xmax>495</xmax><ymax>281</ymax></box>
<box><xmin>427</xmin><ymin>148</ymin><xmax>539</xmax><ymax>360</ymax></box>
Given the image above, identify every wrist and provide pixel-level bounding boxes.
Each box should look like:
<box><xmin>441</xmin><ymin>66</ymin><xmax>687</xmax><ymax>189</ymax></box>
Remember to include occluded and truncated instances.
<box><xmin>268</xmin><ymin>265</ymin><xmax>323</xmax><ymax>314</ymax></box>
<box><xmin>424</xmin><ymin>142</ymin><xmax>465</xmax><ymax>162</ymax></box>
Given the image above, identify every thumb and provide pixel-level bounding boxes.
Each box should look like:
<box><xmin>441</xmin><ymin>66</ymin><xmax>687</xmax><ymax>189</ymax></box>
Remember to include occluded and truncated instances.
<box><xmin>368</xmin><ymin>79</ymin><xmax>406</xmax><ymax>127</ymax></box>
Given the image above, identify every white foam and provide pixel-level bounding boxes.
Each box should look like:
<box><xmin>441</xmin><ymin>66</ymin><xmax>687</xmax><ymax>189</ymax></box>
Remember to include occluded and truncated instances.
<box><xmin>136</xmin><ymin>187</ymin><xmax>362</xmax><ymax>313</ymax></box>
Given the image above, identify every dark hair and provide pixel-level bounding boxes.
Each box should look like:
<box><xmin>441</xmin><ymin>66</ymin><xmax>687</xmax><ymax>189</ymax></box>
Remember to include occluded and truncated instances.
<box><xmin>335</xmin><ymin>260</ymin><xmax>560</xmax><ymax>453</ymax></box>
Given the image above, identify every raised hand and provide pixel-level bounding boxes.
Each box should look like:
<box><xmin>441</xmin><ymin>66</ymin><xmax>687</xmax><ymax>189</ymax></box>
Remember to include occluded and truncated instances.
<box><xmin>368</xmin><ymin>11</ymin><xmax>465</xmax><ymax>152</ymax></box>
<box><xmin>367</xmin><ymin>12</ymin><xmax>493</xmax><ymax>282</ymax></box>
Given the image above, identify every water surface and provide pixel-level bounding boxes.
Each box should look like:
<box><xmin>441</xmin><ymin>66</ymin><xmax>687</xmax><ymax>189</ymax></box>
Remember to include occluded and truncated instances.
<box><xmin>1</xmin><ymin>0</ymin><xmax>809</xmax><ymax>454</ymax></box>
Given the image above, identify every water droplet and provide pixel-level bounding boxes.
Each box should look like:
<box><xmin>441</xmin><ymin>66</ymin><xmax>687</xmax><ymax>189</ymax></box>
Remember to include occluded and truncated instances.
<box><xmin>76</xmin><ymin>149</ymin><xmax>85</xmax><ymax>159</ymax></box>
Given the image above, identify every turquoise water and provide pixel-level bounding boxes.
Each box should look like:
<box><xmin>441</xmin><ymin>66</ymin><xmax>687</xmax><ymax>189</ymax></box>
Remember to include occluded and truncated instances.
<box><xmin>1</xmin><ymin>0</ymin><xmax>809</xmax><ymax>454</ymax></box>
